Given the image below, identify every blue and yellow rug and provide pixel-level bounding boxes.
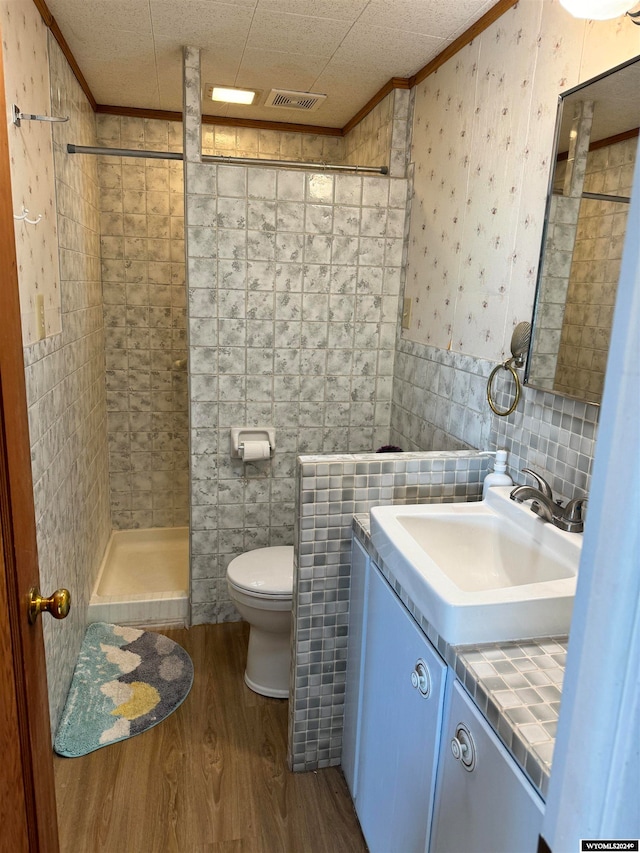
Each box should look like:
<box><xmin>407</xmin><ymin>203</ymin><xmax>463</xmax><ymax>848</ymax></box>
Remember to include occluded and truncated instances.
<box><xmin>54</xmin><ymin>622</ymin><xmax>193</xmax><ymax>758</ymax></box>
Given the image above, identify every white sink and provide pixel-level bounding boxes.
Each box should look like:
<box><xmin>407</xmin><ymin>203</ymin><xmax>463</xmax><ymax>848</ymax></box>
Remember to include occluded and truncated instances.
<box><xmin>369</xmin><ymin>487</ymin><xmax>582</xmax><ymax>646</ymax></box>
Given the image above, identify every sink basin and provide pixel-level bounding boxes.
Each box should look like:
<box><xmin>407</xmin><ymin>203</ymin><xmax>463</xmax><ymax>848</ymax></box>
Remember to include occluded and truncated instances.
<box><xmin>369</xmin><ymin>487</ymin><xmax>581</xmax><ymax>646</ymax></box>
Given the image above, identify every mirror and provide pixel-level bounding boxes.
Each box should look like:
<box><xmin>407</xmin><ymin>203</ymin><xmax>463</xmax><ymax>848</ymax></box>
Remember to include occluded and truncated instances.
<box><xmin>526</xmin><ymin>55</ymin><xmax>640</xmax><ymax>405</ymax></box>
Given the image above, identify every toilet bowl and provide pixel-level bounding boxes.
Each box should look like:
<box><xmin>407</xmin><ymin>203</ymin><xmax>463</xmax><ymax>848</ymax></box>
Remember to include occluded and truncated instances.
<box><xmin>226</xmin><ymin>545</ymin><xmax>294</xmax><ymax>699</ymax></box>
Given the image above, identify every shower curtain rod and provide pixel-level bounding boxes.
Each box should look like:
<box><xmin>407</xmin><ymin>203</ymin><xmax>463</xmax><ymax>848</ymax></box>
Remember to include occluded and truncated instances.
<box><xmin>66</xmin><ymin>144</ymin><xmax>388</xmax><ymax>175</ymax></box>
<box><xmin>581</xmin><ymin>191</ymin><xmax>630</xmax><ymax>204</ymax></box>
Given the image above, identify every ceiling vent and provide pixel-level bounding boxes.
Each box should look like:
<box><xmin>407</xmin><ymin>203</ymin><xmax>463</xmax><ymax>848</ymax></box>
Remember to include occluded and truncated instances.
<box><xmin>264</xmin><ymin>89</ymin><xmax>327</xmax><ymax>112</ymax></box>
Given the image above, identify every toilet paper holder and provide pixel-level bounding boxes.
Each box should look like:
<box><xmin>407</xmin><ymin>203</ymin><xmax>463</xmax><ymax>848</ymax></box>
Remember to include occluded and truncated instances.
<box><xmin>230</xmin><ymin>427</ymin><xmax>275</xmax><ymax>460</ymax></box>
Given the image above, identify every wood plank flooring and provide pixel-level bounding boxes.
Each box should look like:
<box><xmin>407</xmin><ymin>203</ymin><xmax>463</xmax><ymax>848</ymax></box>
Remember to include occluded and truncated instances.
<box><xmin>54</xmin><ymin>622</ymin><xmax>367</xmax><ymax>853</ymax></box>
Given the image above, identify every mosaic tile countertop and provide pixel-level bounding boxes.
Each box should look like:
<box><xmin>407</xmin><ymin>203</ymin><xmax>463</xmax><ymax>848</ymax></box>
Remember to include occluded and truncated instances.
<box><xmin>353</xmin><ymin>513</ymin><xmax>566</xmax><ymax>800</ymax></box>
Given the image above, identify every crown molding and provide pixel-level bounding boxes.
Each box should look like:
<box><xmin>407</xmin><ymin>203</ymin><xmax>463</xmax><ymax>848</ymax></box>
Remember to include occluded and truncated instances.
<box><xmin>31</xmin><ymin>0</ymin><xmax>97</xmax><ymax>110</ymax></box>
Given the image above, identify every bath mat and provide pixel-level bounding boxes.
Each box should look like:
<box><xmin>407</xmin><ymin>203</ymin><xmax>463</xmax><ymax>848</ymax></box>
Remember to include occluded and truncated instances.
<box><xmin>54</xmin><ymin>622</ymin><xmax>193</xmax><ymax>757</ymax></box>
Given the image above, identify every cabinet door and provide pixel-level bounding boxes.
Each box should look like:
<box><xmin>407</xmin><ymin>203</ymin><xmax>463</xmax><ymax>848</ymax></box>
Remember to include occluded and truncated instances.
<box><xmin>356</xmin><ymin>562</ymin><xmax>447</xmax><ymax>853</ymax></box>
<box><xmin>342</xmin><ymin>537</ymin><xmax>370</xmax><ymax>798</ymax></box>
<box><xmin>430</xmin><ymin>680</ymin><xmax>544</xmax><ymax>853</ymax></box>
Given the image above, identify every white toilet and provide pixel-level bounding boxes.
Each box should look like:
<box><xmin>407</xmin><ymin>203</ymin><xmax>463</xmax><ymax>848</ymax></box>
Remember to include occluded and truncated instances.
<box><xmin>226</xmin><ymin>545</ymin><xmax>294</xmax><ymax>699</ymax></box>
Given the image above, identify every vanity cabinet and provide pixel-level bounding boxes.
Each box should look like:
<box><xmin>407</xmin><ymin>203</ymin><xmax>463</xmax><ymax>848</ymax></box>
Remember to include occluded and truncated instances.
<box><xmin>344</xmin><ymin>536</ymin><xmax>546</xmax><ymax>853</ymax></box>
<box><xmin>430</xmin><ymin>680</ymin><xmax>544</xmax><ymax>853</ymax></box>
<box><xmin>348</xmin><ymin>549</ymin><xmax>447</xmax><ymax>853</ymax></box>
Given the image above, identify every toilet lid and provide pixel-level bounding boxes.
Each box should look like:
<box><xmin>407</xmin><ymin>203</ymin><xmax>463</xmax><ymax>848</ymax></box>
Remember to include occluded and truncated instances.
<box><xmin>227</xmin><ymin>546</ymin><xmax>294</xmax><ymax>596</ymax></box>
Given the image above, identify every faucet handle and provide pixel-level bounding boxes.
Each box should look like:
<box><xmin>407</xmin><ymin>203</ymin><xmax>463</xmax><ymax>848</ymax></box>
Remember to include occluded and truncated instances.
<box><xmin>565</xmin><ymin>496</ymin><xmax>587</xmax><ymax>522</ymax></box>
<box><xmin>521</xmin><ymin>468</ymin><xmax>553</xmax><ymax>500</ymax></box>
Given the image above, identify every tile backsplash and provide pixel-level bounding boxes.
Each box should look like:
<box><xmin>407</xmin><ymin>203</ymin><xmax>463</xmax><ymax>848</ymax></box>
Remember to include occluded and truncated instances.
<box><xmin>391</xmin><ymin>338</ymin><xmax>494</xmax><ymax>452</ymax></box>
<box><xmin>490</xmin><ymin>369</ymin><xmax>597</xmax><ymax>502</ymax></box>
<box><xmin>389</xmin><ymin>343</ymin><xmax>598</xmax><ymax>504</ymax></box>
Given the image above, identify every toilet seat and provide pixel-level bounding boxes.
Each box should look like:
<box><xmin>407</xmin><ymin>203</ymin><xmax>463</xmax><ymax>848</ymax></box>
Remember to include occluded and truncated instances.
<box><xmin>227</xmin><ymin>546</ymin><xmax>293</xmax><ymax>600</ymax></box>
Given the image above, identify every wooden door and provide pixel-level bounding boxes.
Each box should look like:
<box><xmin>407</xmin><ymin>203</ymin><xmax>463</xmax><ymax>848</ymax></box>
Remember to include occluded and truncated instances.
<box><xmin>0</xmin><ymin>23</ymin><xmax>60</xmax><ymax>853</ymax></box>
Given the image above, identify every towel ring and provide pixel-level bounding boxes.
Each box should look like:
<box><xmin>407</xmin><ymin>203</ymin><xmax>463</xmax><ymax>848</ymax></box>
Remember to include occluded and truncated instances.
<box><xmin>487</xmin><ymin>358</ymin><xmax>521</xmax><ymax>416</ymax></box>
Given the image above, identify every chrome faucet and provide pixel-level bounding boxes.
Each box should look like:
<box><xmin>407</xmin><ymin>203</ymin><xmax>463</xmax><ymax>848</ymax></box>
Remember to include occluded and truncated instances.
<box><xmin>510</xmin><ymin>468</ymin><xmax>587</xmax><ymax>533</ymax></box>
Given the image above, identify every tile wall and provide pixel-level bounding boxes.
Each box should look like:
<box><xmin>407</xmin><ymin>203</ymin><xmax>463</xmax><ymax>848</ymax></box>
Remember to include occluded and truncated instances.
<box><xmin>201</xmin><ymin>87</ymin><xmax>411</xmax><ymax>175</ymax></box>
<box><xmin>528</xmin><ymin>191</ymin><xmax>582</xmax><ymax>392</ymax></box>
<box><xmin>96</xmin><ymin>115</ymin><xmax>189</xmax><ymax>529</ymax></box>
<box><xmin>289</xmin><ymin>450</ymin><xmax>490</xmax><ymax>770</ymax></box>
<box><xmin>555</xmin><ymin>138</ymin><xmax>635</xmax><ymax>402</ymax></box>
<box><xmin>22</xmin><ymin>36</ymin><xmax>112</xmax><ymax>736</ymax></box>
<box><xmin>489</xmin><ymin>369</ymin><xmax>597</xmax><ymax>502</ymax></box>
<box><xmin>184</xmin><ymin>44</ymin><xmax>411</xmax><ymax>625</ymax></box>
<box><xmin>343</xmin><ymin>88</ymin><xmax>413</xmax><ymax>177</ymax></box>
<box><xmin>389</xmin><ymin>347</ymin><xmax>597</xmax><ymax>504</ymax></box>
<box><xmin>529</xmin><ymin>98</ymin><xmax>594</xmax><ymax>397</ymax></box>
<box><xmin>185</xmin><ymin>161</ymin><xmax>409</xmax><ymax>624</ymax></box>
<box><xmin>202</xmin><ymin>123</ymin><xmax>344</xmax><ymax>164</ymax></box>
<box><xmin>391</xmin><ymin>338</ymin><xmax>494</xmax><ymax>451</ymax></box>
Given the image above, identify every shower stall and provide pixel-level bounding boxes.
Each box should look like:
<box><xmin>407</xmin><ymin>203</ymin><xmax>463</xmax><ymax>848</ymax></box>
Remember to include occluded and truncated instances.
<box><xmin>87</xmin><ymin>116</ymin><xmax>191</xmax><ymax>626</ymax></box>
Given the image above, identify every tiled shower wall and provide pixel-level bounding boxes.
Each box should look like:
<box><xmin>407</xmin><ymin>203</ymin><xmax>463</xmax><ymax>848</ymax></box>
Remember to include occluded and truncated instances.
<box><xmin>202</xmin><ymin>123</ymin><xmax>344</xmax><ymax>164</ymax></box>
<box><xmin>22</xmin><ymin>36</ymin><xmax>111</xmax><ymax>735</ymax></box>
<box><xmin>184</xmin><ymin>44</ymin><xmax>410</xmax><ymax>625</ymax></box>
<box><xmin>343</xmin><ymin>88</ymin><xmax>413</xmax><ymax>177</ymax></box>
<box><xmin>185</xmin><ymin>161</ymin><xmax>409</xmax><ymax>624</ymax></box>
<box><xmin>97</xmin><ymin>82</ymin><xmax>408</xmax><ymax>529</ymax></box>
<box><xmin>528</xmin><ymin>191</ymin><xmax>582</xmax><ymax>391</ymax></box>
<box><xmin>555</xmin><ymin>138</ymin><xmax>635</xmax><ymax>402</ymax></box>
<box><xmin>96</xmin><ymin>116</ymin><xmax>189</xmax><ymax>529</ymax></box>
<box><xmin>201</xmin><ymin>88</ymin><xmax>410</xmax><ymax>174</ymax></box>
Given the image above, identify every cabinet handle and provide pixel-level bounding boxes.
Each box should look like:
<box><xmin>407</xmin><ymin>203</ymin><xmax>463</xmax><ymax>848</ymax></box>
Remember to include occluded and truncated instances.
<box><xmin>410</xmin><ymin>659</ymin><xmax>431</xmax><ymax>697</ymax></box>
<box><xmin>451</xmin><ymin>723</ymin><xmax>476</xmax><ymax>771</ymax></box>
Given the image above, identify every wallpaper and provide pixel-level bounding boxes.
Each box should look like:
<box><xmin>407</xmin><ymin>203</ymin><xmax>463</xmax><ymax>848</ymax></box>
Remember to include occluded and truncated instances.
<box><xmin>0</xmin><ymin>0</ymin><xmax>61</xmax><ymax>345</ymax></box>
<box><xmin>403</xmin><ymin>0</ymin><xmax>640</xmax><ymax>363</ymax></box>
<box><xmin>21</xmin><ymin>34</ymin><xmax>111</xmax><ymax>737</ymax></box>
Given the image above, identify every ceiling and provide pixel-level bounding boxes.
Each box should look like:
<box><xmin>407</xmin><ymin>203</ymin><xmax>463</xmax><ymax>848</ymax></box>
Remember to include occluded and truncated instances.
<box><xmin>44</xmin><ymin>0</ymin><xmax>497</xmax><ymax>128</ymax></box>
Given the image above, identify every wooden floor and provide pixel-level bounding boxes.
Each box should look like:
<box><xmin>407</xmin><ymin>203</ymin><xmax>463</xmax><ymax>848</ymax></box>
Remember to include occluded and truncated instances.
<box><xmin>54</xmin><ymin>622</ymin><xmax>367</xmax><ymax>853</ymax></box>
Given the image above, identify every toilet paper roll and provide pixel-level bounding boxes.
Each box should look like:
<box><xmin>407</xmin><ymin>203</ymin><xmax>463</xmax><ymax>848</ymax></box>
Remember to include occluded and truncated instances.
<box><xmin>240</xmin><ymin>440</ymin><xmax>271</xmax><ymax>461</ymax></box>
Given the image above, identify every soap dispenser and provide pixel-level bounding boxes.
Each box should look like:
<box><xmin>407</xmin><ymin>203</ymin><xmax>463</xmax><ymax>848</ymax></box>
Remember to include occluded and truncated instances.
<box><xmin>482</xmin><ymin>449</ymin><xmax>513</xmax><ymax>499</ymax></box>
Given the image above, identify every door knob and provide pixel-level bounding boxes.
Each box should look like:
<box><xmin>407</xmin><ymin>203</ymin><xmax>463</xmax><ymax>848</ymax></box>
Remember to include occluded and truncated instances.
<box><xmin>451</xmin><ymin>723</ymin><xmax>476</xmax><ymax>771</ymax></box>
<box><xmin>410</xmin><ymin>659</ymin><xmax>431</xmax><ymax>697</ymax></box>
<box><xmin>27</xmin><ymin>587</ymin><xmax>71</xmax><ymax>624</ymax></box>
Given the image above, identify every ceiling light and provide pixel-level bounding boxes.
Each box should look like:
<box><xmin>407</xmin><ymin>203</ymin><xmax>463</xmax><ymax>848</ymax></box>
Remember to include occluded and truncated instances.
<box><xmin>210</xmin><ymin>86</ymin><xmax>256</xmax><ymax>105</ymax></box>
<box><xmin>558</xmin><ymin>0</ymin><xmax>636</xmax><ymax>19</ymax></box>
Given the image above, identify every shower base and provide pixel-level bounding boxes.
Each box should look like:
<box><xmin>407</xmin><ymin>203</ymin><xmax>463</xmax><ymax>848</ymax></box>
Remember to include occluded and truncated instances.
<box><xmin>88</xmin><ymin>527</ymin><xmax>189</xmax><ymax>628</ymax></box>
